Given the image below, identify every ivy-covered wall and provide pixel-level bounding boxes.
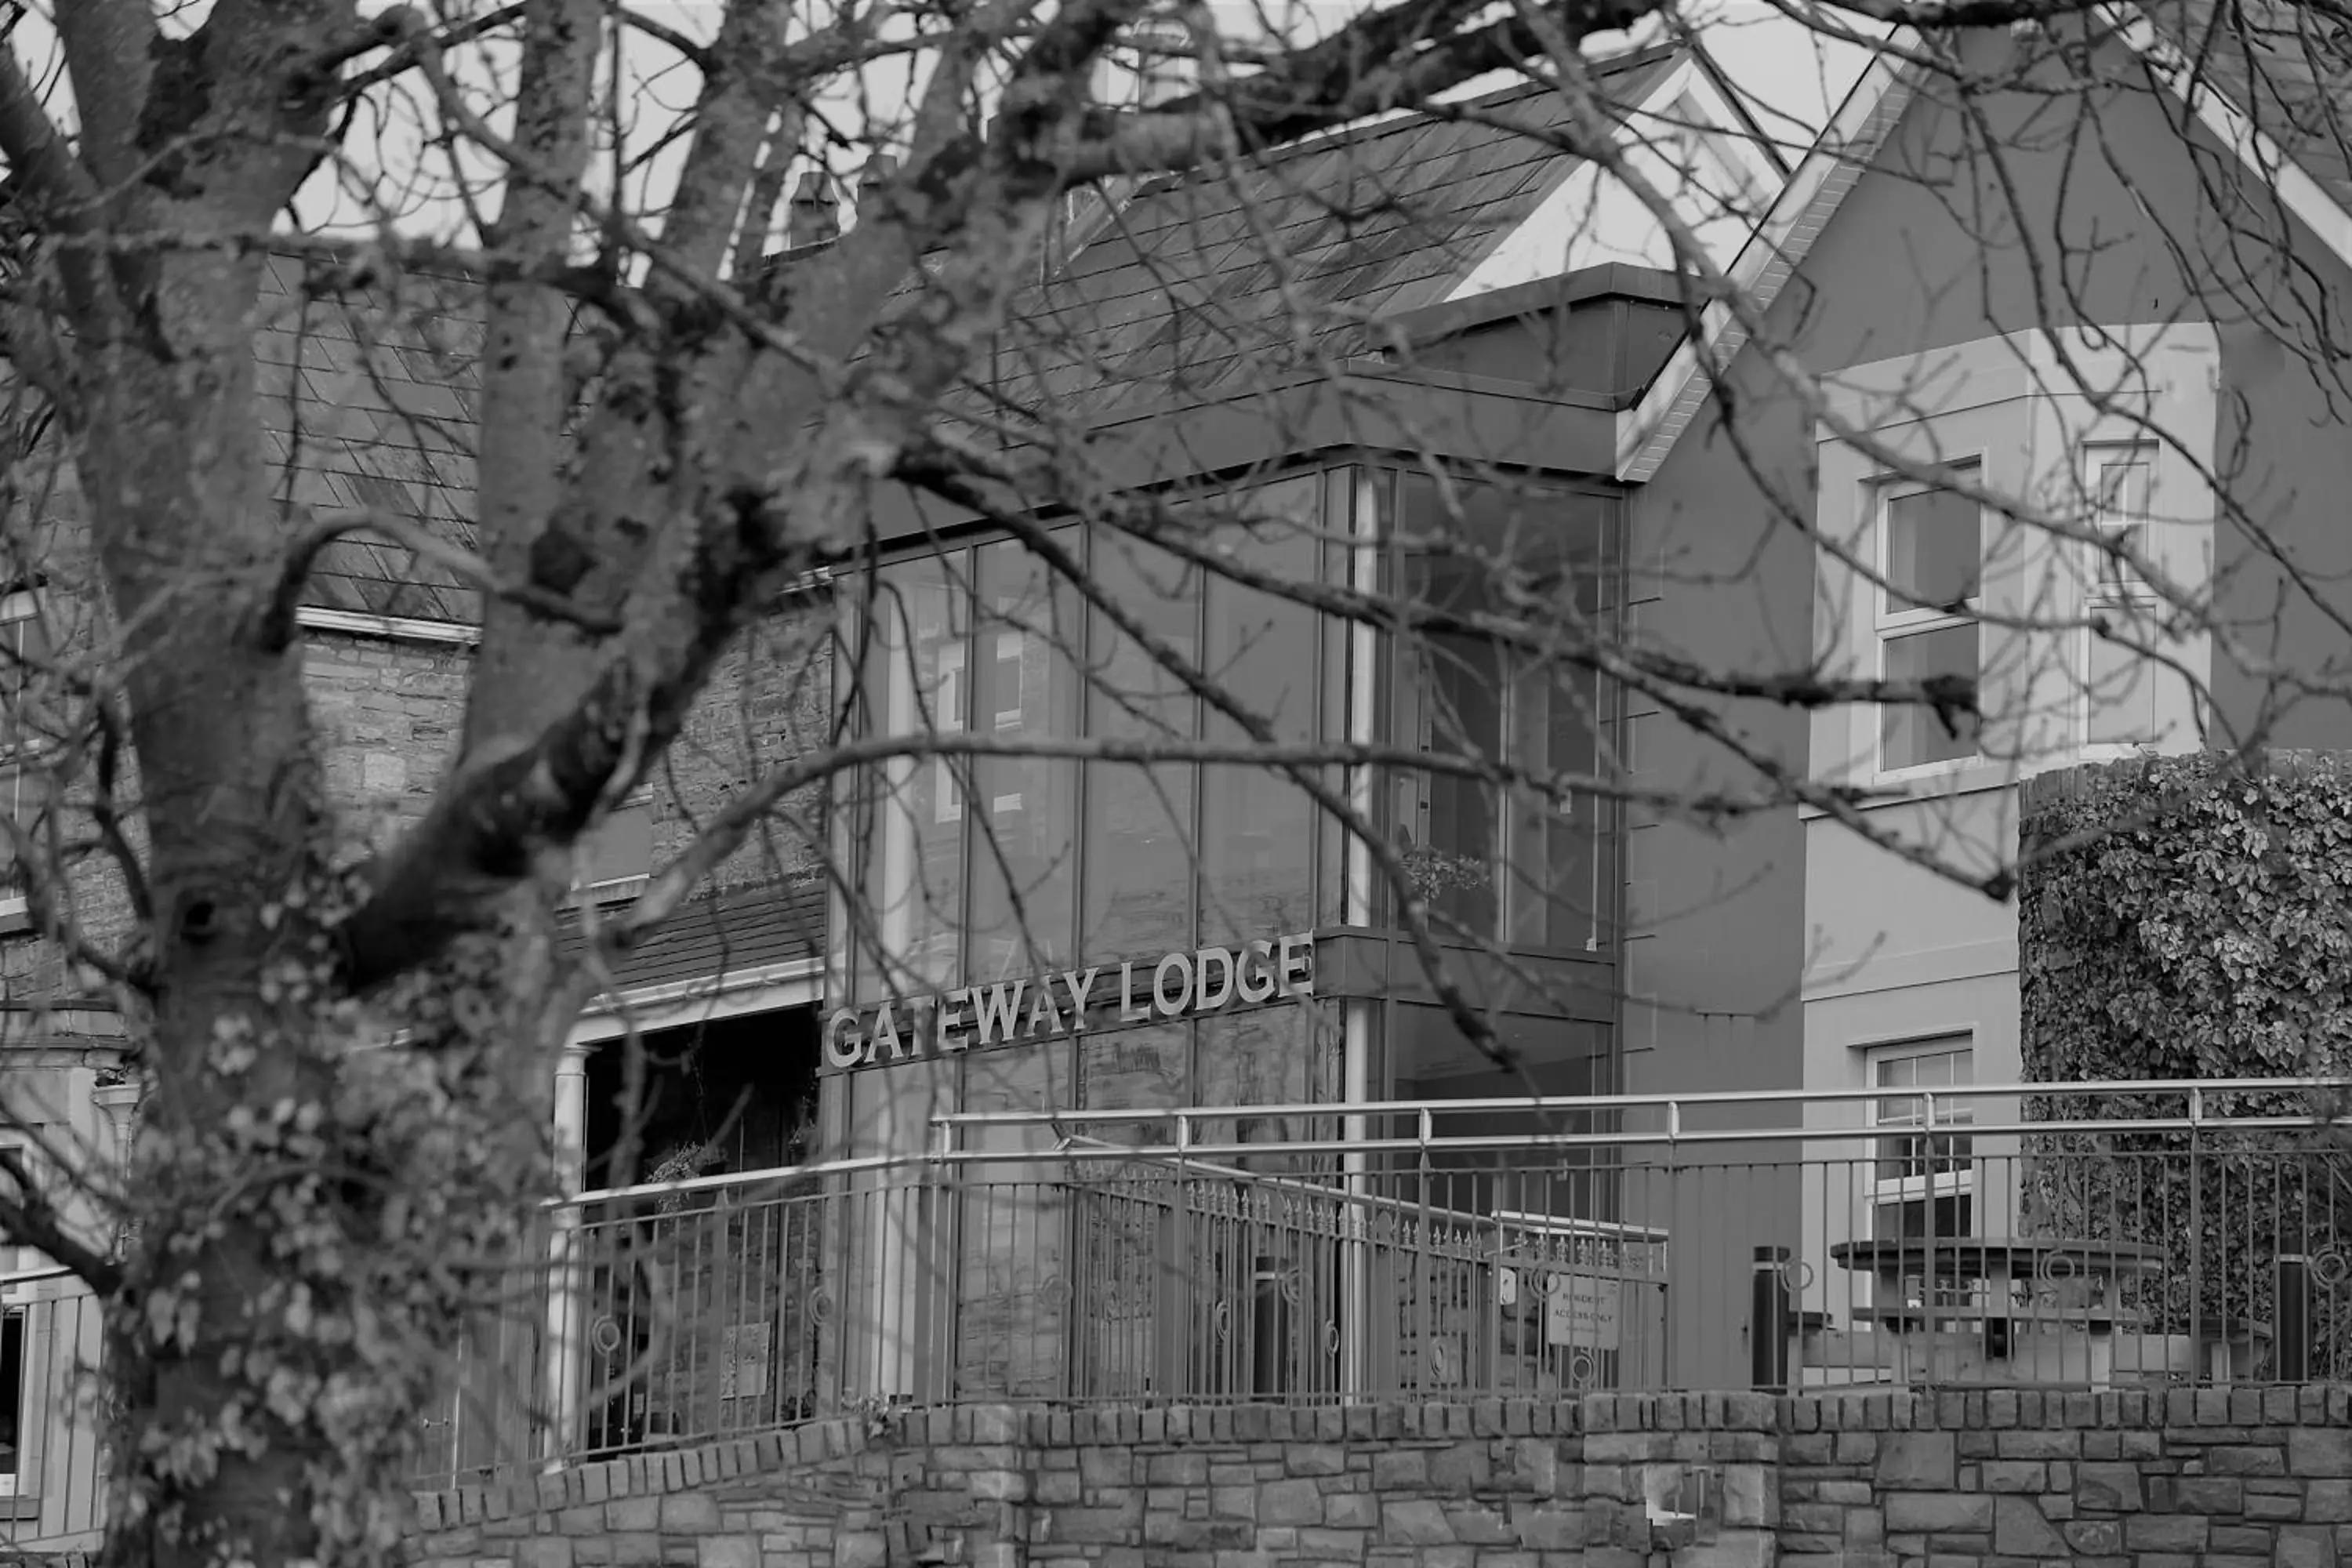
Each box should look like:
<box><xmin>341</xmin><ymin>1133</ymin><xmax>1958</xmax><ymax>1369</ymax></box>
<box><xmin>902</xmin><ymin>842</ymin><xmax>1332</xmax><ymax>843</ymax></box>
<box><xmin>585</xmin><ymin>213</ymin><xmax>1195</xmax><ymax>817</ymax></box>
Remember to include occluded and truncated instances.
<box><xmin>2020</xmin><ymin>751</ymin><xmax>2352</xmax><ymax>1083</ymax></box>
<box><xmin>2018</xmin><ymin>751</ymin><xmax>2352</xmax><ymax>1375</ymax></box>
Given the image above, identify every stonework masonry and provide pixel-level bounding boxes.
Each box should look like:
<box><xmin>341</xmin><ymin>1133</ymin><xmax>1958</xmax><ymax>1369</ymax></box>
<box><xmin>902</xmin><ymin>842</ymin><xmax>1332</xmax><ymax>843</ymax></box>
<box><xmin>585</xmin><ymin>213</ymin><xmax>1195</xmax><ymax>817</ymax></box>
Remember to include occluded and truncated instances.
<box><xmin>403</xmin><ymin>1388</ymin><xmax>2352</xmax><ymax>1568</ymax></box>
<box><xmin>304</xmin><ymin>614</ymin><xmax>831</xmax><ymax>891</ymax></box>
<box><xmin>2</xmin><ymin>609</ymin><xmax>833</xmax><ymax>1010</ymax></box>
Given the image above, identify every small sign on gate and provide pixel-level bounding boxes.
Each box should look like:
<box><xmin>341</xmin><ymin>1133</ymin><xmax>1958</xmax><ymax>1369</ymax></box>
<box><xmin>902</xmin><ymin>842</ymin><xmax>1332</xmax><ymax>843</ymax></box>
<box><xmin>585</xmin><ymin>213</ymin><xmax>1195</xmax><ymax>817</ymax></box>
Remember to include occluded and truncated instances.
<box><xmin>1543</xmin><ymin>1272</ymin><xmax>1621</xmax><ymax>1352</ymax></box>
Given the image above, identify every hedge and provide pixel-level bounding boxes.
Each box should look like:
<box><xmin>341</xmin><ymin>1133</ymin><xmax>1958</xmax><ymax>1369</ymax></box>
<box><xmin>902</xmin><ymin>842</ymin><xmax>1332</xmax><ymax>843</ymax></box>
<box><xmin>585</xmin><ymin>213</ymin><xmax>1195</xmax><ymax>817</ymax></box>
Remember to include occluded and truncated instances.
<box><xmin>2019</xmin><ymin>751</ymin><xmax>2352</xmax><ymax>1377</ymax></box>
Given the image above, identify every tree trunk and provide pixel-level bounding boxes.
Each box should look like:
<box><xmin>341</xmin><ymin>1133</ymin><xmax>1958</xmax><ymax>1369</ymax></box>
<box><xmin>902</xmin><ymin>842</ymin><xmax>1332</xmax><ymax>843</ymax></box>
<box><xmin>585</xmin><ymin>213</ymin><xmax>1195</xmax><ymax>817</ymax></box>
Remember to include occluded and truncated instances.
<box><xmin>67</xmin><ymin>250</ymin><xmax>546</xmax><ymax>1568</ymax></box>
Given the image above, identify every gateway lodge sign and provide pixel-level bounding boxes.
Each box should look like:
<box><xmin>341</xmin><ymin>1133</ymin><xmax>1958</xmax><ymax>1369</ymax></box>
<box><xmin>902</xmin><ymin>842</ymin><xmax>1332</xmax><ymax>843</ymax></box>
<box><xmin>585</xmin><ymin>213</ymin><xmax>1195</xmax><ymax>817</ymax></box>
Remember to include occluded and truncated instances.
<box><xmin>824</xmin><ymin>931</ymin><xmax>1316</xmax><ymax>1071</ymax></box>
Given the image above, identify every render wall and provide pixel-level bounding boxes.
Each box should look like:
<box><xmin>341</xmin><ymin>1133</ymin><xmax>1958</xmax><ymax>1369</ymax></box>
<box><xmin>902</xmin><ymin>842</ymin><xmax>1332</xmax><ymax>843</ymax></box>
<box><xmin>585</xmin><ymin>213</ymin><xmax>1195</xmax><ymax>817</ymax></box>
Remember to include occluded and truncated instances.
<box><xmin>402</xmin><ymin>1389</ymin><xmax>2352</xmax><ymax>1568</ymax></box>
<box><xmin>1625</xmin><ymin>23</ymin><xmax>2352</xmax><ymax>1247</ymax></box>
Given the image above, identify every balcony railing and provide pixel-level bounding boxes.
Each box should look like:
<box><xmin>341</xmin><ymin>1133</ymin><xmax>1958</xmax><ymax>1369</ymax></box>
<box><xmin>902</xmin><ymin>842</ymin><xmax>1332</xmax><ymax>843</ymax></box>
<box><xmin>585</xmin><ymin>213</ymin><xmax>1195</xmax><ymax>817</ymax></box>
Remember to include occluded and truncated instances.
<box><xmin>386</xmin><ymin>1076</ymin><xmax>2352</xmax><ymax>1487</ymax></box>
<box><xmin>9</xmin><ymin>1079</ymin><xmax>2346</xmax><ymax>1509</ymax></box>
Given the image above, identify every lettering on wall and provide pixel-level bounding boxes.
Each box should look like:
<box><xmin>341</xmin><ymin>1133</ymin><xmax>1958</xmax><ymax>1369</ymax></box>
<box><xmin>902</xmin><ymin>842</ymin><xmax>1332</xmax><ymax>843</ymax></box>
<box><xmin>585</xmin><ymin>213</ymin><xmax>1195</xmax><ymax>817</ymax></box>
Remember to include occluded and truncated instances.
<box><xmin>822</xmin><ymin>932</ymin><xmax>1316</xmax><ymax>1072</ymax></box>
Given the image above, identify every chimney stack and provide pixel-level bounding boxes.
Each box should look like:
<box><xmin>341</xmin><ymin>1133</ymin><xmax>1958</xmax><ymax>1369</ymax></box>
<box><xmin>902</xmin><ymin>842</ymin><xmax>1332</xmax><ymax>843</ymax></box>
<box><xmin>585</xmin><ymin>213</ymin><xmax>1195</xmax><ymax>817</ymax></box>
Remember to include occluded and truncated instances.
<box><xmin>858</xmin><ymin>153</ymin><xmax>898</xmax><ymax>206</ymax></box>
<box><xmin>787</xmin><ymin>170</ymin><xmax>840</xmax><ymax>249</ymax></box>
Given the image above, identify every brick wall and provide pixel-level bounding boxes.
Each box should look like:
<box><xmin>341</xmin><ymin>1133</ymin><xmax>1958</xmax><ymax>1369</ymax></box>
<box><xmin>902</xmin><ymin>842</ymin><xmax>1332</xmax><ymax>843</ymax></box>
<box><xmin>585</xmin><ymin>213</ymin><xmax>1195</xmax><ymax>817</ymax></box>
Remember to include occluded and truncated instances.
<box><xmin>402</xmin><ymin>1388</ymin><xmax>2352</xmax><ymax>1568</ymax></box>
<box><xmin>303</xmin><ymin>615</ymin><xmax>831</xmax><ymax>888</ymax></box>
<box><xmin>2</xmin><ymin>607</ymin><xmax>834</xmax><ymax>1007</ymax></box>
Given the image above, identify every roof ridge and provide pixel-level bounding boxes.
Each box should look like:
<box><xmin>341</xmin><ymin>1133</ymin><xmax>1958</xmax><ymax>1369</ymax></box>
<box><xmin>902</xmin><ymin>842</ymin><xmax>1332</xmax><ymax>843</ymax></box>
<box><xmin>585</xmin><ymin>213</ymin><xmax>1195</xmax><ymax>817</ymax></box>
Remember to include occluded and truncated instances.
<box><xmin>1112</xmin><ymin>42</ymin><xmax>1690</xmax><ymax>199</ymax></box>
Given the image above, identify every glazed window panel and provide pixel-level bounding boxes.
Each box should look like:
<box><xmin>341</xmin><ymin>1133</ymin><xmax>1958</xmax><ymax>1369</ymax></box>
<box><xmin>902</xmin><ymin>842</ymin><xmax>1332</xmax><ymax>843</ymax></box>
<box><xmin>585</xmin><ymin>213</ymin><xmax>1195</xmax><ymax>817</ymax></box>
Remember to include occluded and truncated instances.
<box><xmin>1867</xmin><ymin>1038</ymin><xmax>1976</xmax><ymax>1242</ymax></box>
<box><xmin>1875</xmin><ymin>473</ymin><xmax>1984</xmax><ymax>771</ymax></box>
<box><xmin>1200</xmin><ymin>477</ymin><xmax>1321</xmax><ymax>948</ymax></box>
<box><xmin>1192</xmin><ymin>1001</ymin><xmax>1341</xmax><ymax>1161</ymax></box>
<box><xmin>1076</xmin><ymin>1022</ymin><xmax>1192</xmax><ymax>1145</ymax></box>
<box><xmin>856</xmin><ymin>555</ymin><xmax>971</xmax><ymax>994</ymax></box>
<box><xmin>1879</xmin><ymin>621</ymin><xmax>1982</xmax><ymax>769</ymax></box>
<box><xmin>1082</xmin><ymin>535</ymin><xmax>1200</xmax><ymax>964</ymax></box>
<box><xmin>1387</xmin><ymin>474</ymin><xmax>1614</xmax><ymax>951</ymax></box>
<box><xmin>966</xmin><ymin>539</ymin><xmax>1083</xmax><ymax>980</ymax></box>
<box><xmin>2083</xmin><ymin>443</ymin><xmax>2171</xmax><ymax>749</ymax></box>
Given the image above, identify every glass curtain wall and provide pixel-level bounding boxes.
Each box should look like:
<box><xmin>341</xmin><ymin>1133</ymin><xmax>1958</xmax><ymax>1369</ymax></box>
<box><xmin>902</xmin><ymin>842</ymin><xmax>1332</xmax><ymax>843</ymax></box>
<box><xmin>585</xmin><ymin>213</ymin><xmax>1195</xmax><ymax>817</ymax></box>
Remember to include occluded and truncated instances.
<box><xmin>1375</xmin><ymin>470</ymin><xmax>1620</xmax><ymax>954</ymax></box>
<box><xmin>1357</xmin><ymin>469</ymin><xmax>1635</xmax><ymax>1397</ymax></box>
<box><xmin>837</xmin><ymin>472</ymin><xmax>1352</xmax><ymax>1403</ymax></box>
<box><xmin>833</xmin><ymin>463</ymin><xmax>1629</xmax><ymax>1405</ymax></box>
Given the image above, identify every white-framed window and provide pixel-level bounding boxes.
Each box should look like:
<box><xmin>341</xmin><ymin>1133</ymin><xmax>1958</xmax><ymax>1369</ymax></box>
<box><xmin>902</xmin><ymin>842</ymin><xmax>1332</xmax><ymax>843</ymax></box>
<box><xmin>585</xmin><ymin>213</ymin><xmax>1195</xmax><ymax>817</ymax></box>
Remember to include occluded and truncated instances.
<box><xmin>1866</xmin><ymin>1037</ymin><xmax>1976</xmax><ymax>1241</ymax></box>
<box><xmin>1875</xmin><ymin>470</ymin><xmax>1984</xmax><ymax>773</ymax></box>
<box><xmin>573</xmin><ymin>796</ymin><xmax>653</xmax><ymax>906</ymax></box>
<box><xmin>2082</xmin><ymin>442</ymin><xmax>2165</xmax><ymax>749</ymax></box>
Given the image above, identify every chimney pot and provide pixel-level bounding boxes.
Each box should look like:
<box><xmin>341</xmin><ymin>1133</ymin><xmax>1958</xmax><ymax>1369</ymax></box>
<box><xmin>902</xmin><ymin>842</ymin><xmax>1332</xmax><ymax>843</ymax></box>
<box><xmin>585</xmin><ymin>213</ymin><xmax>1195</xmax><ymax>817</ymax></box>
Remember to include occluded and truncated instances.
<box><xmin>787</xmin><ymin>170</ymin><xmax>840</xmax><ymax>249</ymax></box>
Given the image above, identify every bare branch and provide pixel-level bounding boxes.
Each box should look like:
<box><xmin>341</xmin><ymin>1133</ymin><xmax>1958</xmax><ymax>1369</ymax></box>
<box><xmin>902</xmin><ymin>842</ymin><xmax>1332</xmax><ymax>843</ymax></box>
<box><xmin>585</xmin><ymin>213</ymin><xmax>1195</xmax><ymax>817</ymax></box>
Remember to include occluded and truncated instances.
<box><xmin>256</xmin><ymin>508</ymin><xmax>624</xmax><ymax>651</ymax></box>
<box><xmin>0</xmin><ymin>1148</ymin><xmax>123</xmax><ymax>1297</ymax></box>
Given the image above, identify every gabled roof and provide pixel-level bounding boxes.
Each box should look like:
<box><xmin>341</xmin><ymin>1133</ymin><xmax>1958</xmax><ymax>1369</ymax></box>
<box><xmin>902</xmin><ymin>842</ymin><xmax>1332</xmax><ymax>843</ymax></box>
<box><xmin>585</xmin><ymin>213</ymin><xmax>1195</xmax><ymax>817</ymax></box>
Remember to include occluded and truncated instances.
<box><xmin>2112</xmin><ymin>0</ymin><xmax>2352</xmax><ymax>263</ymax></box>
<box><xmin>989</xmin><ymin>44</ymin><xmax>1687</xmax><ymax>418</ymax></box>
<box><xmin>252</xmin><ymin>45</ymin><xmax>1692</xmax><ymax>623</ymax></box>
<box><xmin>1618</xmin><ymin>0</ymin><xmax>2352</xmax><ymax>481</ymax></box>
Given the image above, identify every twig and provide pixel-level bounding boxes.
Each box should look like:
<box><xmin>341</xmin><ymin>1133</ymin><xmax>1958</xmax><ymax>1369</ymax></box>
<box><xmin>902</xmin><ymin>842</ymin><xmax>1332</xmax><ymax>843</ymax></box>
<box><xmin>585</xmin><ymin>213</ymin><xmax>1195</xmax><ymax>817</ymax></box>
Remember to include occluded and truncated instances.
<box><xmin>256</xmin><ymin>507</ymin><xmax>623</xmax><ymax>651</ymax></box>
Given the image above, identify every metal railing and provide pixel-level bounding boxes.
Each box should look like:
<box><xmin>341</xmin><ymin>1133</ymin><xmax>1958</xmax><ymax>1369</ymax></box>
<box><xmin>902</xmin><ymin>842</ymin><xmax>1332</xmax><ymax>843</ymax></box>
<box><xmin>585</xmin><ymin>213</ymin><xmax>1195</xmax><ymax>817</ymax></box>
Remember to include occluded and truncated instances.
<box><xmin>389</xmin><ymin>1076</ymin><xmax>2352</xmax><ymax>1487</ymax></box>
<box><xmin>5</xmin><ymin>1075</ymin><xmax>2344</xmax><ymax>1533</ymax></box>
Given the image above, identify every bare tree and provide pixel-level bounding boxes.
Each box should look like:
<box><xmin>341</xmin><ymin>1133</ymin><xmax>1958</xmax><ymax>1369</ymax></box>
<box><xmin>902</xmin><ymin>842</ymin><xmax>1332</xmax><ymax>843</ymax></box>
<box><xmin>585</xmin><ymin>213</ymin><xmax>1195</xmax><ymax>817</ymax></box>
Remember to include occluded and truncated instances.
<box><xmin>0</xmin><ymin>0</ymin><xmax>2344</xmax><ymax>1561</ymax></box>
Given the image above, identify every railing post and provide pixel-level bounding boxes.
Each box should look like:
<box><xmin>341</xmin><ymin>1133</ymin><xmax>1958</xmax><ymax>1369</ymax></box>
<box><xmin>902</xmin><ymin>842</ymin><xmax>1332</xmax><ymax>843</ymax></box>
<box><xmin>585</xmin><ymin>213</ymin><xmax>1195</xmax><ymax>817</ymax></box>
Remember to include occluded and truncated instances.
<box><xmin>1253</xmin><ymin>1254</ymin><xmax>1290</xmax><ymax>1396</ymax></box>
<box><xmin>2277</xmin><ymin>1253</ymin><xmax>2312</xmax><ymax>1384</ymax></box>
<box><xmin>1751</xmin><ymin>1246</ymin><xmax>1791</xmax><ymax>1393</ymax></box>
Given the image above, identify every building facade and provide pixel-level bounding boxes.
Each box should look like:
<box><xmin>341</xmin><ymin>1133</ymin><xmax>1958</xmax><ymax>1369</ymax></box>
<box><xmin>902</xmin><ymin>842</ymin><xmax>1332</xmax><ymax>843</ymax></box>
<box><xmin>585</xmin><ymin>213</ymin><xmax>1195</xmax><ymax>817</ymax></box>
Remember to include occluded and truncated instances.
<box><xmin>5</xmin><ymin>0</ymin><xmax>2350</xmax><ymax>1502</ymax></box>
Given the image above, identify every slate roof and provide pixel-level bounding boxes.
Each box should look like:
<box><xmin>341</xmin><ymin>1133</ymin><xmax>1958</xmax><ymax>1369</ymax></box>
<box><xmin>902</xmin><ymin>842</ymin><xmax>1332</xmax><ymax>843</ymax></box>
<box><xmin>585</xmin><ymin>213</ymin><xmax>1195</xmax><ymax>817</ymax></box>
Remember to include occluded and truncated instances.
<box><xmin>254</xmin><ymin>254</ymin><xmax>484</xmax><ymax>623</ymax></box>
<box><xmin>559</xmin><ymin>877</ymin><xmax>827</xmax><ymax>995</ymax></box>
<box><xmin>2149</xmin><ymin>0</ymin><xmax>2352</xmax><ymax>215</ymax></box>
<box><xmin>993</xmin><ymin>46</ymin><xmax>1684</xmax><ymax>418</ymax></box>
<box><xmin>259</xmin><ymin>46</ymin><xmax>1682</xmax><ymax>620</ymax></box>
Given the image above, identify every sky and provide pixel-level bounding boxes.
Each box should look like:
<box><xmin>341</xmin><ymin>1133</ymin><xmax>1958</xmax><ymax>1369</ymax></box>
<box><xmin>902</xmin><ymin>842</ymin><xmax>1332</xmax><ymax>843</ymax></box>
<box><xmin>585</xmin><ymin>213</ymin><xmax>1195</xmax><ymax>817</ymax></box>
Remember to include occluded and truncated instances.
<box><xmin>10</xmin><ymin>1</ymin><xmax>1876</xmax><ymax>265</ymax></box>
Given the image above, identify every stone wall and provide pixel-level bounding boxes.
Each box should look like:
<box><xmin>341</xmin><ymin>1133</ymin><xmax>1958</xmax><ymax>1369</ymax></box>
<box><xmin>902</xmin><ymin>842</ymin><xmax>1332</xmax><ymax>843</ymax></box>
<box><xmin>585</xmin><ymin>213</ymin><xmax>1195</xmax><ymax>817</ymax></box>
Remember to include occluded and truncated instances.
<box><xmin>403</xmin><ymin>1388</ymin><xmax>2352</xmax><ymax>1568</ymax></box>
<box><xmin>305</xmin><ymin>614</ymin><xmax>831</xmax><ymax>888</ymax></box>
<box><xmin>3</xmin><ymin>605</ymin><xmax>834</xmax><ymax>1001</ymax></box>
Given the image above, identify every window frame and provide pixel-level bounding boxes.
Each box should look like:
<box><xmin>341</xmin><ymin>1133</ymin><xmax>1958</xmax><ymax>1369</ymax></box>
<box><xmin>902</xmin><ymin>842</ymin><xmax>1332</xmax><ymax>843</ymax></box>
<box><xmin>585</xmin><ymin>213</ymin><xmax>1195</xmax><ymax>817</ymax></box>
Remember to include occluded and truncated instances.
<box><xmin>1862</xmin><ymin>1036</ymin><xmax>1977</xmax><ymax>1244</ymax></box>
<box><xmin>1871</xmin><ymin>465</ymin><xmax>1987</xmax><ymax>779</ymax></box>
<box><xmin>2078</xmin><ymin>439</ymin><xmax>2168</xmax><ymax>757</ymax></box>
<box><xmin>1383</xmin><ymin>472</ymin><xmax>1621</xmax><ymax>955</ymax></box>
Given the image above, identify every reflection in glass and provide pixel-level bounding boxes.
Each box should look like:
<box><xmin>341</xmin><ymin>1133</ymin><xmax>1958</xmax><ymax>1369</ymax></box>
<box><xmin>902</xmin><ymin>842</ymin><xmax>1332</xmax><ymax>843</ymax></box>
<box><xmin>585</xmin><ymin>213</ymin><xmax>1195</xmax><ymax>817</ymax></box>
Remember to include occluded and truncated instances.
<box><xmin>1388</xmin><ymin>474</ymin><xmax>1615</xmax><ymax>950</ymax></box>
<box><xmin>1077</xmin><ymin>1023</ymin><xmax>1192</xmax><ymax>1143</ymax></box>
<box><xmin>956</xmin><ymin>1047</ymin><xmax>1070</xmax><ymax>1399</ymax></box>
<box><xmin>1881</xmin><ymin>622</ymin><xmax>1980</xmax><ymax>768</ymax></box>
<box><xmin>1884</xmin><ymin>484</ymin><xmax>1981</xmax><ymax>612</ymax></box>
<box><xmin>858</xmin><ymin>556</ymin><xmax>968</xmax><ymax>993</ymax></box>
<box><xmin>1200</xmin><ymin>480</ymin><xmax>1322</xmax><ymax>946</ymax></box>
<box><xmin>1194</xmin><ymin>1003</ymin><xmax>1341</xmax><ymax>1167</ymax></box>
<box><xmin>967</xmin><ymin>540</ymin><xmax>1082</xmax><ymax>979</ymax></box>
<box><xmin>1083</xmin><ymin>537</ymin><xmax>1200</xmax><ymax>961</ymax></box>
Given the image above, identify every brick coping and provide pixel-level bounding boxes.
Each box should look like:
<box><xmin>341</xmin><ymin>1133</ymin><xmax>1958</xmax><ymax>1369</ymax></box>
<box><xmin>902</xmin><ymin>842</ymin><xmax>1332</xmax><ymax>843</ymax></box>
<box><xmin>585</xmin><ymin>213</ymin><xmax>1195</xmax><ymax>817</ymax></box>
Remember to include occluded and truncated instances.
<box><xmin>404</xmin><ymin>1385</ymin><xmax>2352</xmax><ymax>1534</ymax></box>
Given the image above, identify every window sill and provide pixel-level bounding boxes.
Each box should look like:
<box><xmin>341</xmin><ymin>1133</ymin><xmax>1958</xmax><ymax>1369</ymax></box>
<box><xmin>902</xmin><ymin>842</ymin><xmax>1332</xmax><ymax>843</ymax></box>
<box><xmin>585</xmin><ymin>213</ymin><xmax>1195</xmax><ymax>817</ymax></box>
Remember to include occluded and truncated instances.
<box><xmin>1799</xmin><ymin>753</ymin><xmax>2094</xmax><ymax>818</ymax></box>
<box><xmin>0</xmin><ymin>1494</ymin><xmax>40</xmax><ymax>1521</ymax></box>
